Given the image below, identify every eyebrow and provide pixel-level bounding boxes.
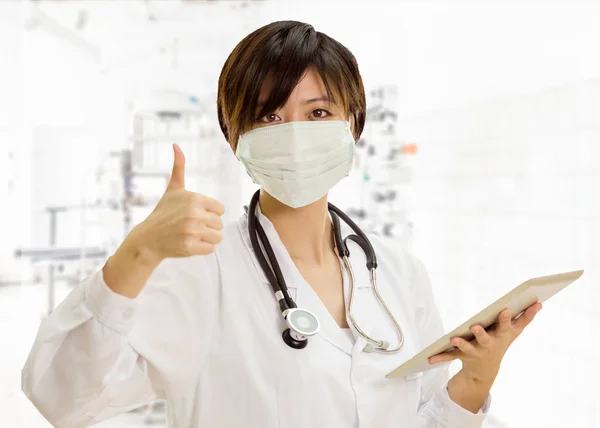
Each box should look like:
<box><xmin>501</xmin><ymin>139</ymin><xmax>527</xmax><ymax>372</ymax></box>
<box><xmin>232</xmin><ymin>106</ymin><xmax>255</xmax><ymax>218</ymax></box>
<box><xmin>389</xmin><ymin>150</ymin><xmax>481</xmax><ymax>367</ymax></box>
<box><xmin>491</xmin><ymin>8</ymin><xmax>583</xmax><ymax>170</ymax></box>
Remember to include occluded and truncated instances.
<box><xmin>257</xmin><ymin>95</ymin><xmax>331</xmax><ymax>108</ymax></box>
<box><xmin>305</xmin><ymin>96</ymin><xmax>330</xmax><ymax>104</ymax></box>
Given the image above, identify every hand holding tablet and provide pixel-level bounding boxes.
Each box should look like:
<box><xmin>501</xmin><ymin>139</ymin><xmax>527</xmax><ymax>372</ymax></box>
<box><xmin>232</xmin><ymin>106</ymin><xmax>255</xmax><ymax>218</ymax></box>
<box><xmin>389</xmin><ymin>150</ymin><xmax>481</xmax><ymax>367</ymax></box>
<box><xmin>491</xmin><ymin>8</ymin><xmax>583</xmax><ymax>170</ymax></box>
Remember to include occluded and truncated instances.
<box><xmin>386</xmin><ymin>270</ymin><xmax>584</xmax><ymax>379</ymax></box>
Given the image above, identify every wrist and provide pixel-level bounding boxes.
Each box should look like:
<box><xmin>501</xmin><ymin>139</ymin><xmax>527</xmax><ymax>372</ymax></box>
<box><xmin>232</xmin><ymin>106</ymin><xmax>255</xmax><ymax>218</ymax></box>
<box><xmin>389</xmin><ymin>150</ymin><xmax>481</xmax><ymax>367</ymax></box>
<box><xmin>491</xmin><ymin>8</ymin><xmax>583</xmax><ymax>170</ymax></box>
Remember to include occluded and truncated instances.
<box><xmin>102</xmin><ymin>226</ymin><xmax>163</xmax><ymax>299</ymax></box>
<box><xmin>126</xmin><ymin>223</ymin><xmax>163</xmax><ymax>267</ymax></box>
<box><xmin>447</xmin><ymin>373</ymin><xmax>493</xmax><ymax>414</ymax></box>
<box><xmin>457</xmin><ymin>366</ymin><xmax>498</xmax><ymax>388</ymax></box>
<box><xmin>452</xmin><ymin>370</ymin><xmax>495</xmax><ymax>391</ymax></box>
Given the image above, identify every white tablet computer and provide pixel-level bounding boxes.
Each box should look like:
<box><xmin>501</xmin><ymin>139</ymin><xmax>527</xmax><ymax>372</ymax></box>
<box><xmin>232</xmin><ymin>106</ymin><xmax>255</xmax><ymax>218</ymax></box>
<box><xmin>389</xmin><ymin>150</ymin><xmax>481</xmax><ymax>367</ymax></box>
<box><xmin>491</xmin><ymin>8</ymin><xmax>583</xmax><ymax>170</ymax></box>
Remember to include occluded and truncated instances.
<box><xmin>386</xmin><ymin>269</ymin><xmax>584</xmax><ymax>379</ymax></box>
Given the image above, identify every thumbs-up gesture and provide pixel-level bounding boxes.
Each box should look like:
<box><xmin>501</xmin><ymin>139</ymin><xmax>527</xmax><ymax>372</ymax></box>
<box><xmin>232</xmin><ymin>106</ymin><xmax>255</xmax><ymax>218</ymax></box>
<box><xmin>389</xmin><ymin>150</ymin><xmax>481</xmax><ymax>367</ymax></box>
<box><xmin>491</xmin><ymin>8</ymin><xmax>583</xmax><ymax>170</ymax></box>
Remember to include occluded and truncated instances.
<box><xmin>139</xmin><ymin>144</ymin><xmax>225</xmax><ymax>260</ymax></box>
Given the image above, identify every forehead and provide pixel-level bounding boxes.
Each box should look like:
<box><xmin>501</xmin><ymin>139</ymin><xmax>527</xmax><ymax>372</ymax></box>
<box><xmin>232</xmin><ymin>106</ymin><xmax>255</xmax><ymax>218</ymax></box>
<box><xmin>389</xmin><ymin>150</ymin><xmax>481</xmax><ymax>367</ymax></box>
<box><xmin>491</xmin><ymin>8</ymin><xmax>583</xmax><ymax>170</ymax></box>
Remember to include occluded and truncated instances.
<box><xmin>258</xmin><ymin>68</ymin><xmax>329</xmax><ymax>101</ymax></box>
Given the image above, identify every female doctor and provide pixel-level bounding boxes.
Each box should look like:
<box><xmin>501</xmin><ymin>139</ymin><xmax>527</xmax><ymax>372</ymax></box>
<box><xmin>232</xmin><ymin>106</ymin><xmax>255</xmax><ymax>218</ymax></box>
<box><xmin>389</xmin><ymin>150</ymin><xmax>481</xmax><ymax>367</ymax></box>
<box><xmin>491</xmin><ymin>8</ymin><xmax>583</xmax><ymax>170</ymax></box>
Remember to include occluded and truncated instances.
<box><xmin>22</xmin><ymin>21</ymin><xmax>542</xmax><ymax>428</ymax></box>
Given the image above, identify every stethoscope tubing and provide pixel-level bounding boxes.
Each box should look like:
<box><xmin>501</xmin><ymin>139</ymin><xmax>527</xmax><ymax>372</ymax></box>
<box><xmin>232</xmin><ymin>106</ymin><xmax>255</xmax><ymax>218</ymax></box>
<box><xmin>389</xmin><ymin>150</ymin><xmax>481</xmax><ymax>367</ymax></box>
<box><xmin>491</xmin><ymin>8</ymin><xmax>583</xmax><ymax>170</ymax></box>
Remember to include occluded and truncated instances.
<box><xmin>248</xmin><ymin>190</ymin><xmax>296</xmax><ymax>311</ymax></box>
<box><xmin>246</xmin><ymin>189</ymin><xmax>404</xmax><ymax>352</ymax></box>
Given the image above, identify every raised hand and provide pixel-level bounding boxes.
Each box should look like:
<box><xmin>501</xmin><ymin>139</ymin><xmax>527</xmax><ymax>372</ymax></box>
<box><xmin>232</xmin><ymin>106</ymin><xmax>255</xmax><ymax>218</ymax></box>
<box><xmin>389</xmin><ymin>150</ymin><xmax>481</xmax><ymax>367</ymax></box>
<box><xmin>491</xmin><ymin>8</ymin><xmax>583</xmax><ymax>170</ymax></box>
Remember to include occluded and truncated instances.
<box><xmin>139</xmin><ymin>143</ymin><xmax>225</xmax><ymax>260</ymax></box>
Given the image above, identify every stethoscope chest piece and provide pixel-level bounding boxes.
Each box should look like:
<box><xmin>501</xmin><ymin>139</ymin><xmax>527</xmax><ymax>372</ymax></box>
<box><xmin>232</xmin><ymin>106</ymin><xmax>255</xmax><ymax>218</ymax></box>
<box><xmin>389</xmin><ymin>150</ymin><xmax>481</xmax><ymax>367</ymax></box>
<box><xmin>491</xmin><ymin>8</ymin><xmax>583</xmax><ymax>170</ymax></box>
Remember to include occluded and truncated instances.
<box><xmin>283</xmin><ymin>308</ymin><xmax>320</xmax><ymax>349</ymax></box>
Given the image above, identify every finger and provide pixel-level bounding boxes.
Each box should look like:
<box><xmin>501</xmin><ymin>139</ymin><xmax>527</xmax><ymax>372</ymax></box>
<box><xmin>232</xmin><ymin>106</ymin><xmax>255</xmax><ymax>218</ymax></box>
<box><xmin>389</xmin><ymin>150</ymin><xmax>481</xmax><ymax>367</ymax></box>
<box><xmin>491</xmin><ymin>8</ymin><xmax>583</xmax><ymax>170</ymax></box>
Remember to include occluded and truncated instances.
<box><xmin>498</xmin><ymin>309</ymin><xmax>512</xmax><ymax>333</ymax></box>
<box><xmin>200</xmin><ymin>227</ymin><xmax>223</xmax><ymax>245</ymax></box>
<box><xmin>429</xmin><ymin>349</ymin><xmax>461</xmax><ymax>365</ymax></box>
<box><xmin>201</xmin><ymin>211</ymin><xmax>224</xmax><ymax>231</ymax></box>
<box><xmin>514</xmin><ymin>302</ymin><xmax>542</xmax><ymax>332</ymax></box>
<box><xmin>184</xmin><ymin>211</ymin><xmax>222</xmax><ymax>234</ymax></box>
<box><xmin>451</xmin><ymin>336</ymin><xmax>477</xmax><ymax>354</ymax></box>
<box><xmin>167</xmin><ymin>144</ymin><xmax>186</xmax><ymax>190</ymax></box>
<box><xmin>191</xmin><ymin>241</ymin><xmax>215</xmax><ymax>255</ymax></box>
<box><xmin>188</xmin><ymin>193</ymin><xmax>225</xmax><ymax>216</ymax></box>
<box><xmin>182</xmin><ymin>236</ymin><xmax>214</xmax><ymax>255</ymax></box>
<box><xmin>471</xmin><ymin>325</ymin><xmax>491</xmax><ymax>346</ymax></box>
<box><xmin>202</xmin><ymin>196</ymin><xmax>225</xmax><ymax>216</ymax></box>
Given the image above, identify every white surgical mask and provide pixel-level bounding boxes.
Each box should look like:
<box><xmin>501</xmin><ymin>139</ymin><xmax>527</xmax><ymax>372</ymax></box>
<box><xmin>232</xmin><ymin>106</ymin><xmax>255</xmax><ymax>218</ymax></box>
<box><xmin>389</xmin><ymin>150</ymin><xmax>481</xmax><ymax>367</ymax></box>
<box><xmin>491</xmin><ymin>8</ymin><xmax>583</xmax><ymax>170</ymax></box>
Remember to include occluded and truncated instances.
<box><xmin>236</xmin><ymin>121</ymin><xmax>355</xmax><ymax>208</ymax></box>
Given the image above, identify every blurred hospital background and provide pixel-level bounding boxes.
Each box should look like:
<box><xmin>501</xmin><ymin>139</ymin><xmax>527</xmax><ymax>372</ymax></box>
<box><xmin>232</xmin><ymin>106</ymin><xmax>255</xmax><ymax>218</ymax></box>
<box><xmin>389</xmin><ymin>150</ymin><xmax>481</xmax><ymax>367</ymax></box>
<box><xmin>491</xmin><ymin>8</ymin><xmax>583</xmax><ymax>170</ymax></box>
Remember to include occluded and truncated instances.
<box><xmin>1</xmin><ymin>1</ymin><xmax>599</xmax><ymax>427</ymax></box>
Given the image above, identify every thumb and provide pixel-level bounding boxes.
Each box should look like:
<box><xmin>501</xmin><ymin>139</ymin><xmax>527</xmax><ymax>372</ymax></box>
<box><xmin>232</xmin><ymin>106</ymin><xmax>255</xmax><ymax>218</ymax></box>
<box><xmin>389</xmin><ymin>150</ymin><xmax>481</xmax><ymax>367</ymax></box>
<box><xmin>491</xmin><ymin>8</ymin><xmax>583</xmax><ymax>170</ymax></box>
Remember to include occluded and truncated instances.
<box><xmin>167</xmin><ymin>143</ymin><xmax>186</xmax><ymax>190</ymax></box>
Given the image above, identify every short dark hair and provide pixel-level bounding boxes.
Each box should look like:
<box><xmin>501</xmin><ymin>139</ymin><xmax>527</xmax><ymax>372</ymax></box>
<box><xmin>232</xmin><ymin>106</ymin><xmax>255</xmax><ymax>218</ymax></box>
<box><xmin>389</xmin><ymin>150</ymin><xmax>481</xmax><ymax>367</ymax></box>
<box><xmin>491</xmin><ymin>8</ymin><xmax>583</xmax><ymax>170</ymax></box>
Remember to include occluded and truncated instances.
<box><xmin>217</xmin><ymin>20</ymin><xmax>366</xmax><ymax>150</ymax></box>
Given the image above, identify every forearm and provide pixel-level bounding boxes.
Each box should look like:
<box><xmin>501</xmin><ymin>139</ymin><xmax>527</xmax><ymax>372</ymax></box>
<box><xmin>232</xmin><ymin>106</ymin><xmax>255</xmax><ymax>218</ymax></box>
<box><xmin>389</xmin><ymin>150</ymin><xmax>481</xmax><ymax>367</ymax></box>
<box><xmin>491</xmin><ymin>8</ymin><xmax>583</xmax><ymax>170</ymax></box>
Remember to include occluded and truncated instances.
<box><xmin>447</xmin><ymin>372</ymin><xmax>493</xmax><ymax>414</ymax></box>
<box><xmin>103</xmin><ymin>224</ymin><xmax>162</xmax><ymax>299</ymax></box>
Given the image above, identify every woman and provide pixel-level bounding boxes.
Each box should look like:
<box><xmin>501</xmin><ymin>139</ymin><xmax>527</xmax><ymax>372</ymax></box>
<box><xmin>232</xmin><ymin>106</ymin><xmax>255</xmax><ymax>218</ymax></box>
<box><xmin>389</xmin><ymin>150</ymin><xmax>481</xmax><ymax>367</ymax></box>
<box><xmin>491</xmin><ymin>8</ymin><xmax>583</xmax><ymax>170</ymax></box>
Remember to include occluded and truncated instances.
<box><xmin>22</xmin><ymin>21</ymin><xmax>541</xmax><ymax>428</ymax></box>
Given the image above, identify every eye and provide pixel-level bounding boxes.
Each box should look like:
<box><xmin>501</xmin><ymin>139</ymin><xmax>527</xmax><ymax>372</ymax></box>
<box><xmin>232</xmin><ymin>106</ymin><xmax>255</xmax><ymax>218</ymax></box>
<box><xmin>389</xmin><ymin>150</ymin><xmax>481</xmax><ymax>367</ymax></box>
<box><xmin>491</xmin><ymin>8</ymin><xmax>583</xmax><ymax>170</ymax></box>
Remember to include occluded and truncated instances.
<box><xmin>258</xmin><ymin>113</ymin><xmax>281</xmax><ymax>123</ymax></box>
<box><xmin>311</xmin><ymin>109</ymin><xmax>331</xmax><ymax>119</ymax></box>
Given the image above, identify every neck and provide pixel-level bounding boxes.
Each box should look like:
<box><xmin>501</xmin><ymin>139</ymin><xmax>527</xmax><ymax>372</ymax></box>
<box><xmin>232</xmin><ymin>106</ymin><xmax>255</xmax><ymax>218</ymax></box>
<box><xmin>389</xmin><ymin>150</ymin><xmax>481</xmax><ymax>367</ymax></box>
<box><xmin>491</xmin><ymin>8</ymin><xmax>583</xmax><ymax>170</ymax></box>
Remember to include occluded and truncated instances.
<box><xmin>259</xmin><ymin>190</ymin><xmax>334</xmax><ymax>265</ymax></box>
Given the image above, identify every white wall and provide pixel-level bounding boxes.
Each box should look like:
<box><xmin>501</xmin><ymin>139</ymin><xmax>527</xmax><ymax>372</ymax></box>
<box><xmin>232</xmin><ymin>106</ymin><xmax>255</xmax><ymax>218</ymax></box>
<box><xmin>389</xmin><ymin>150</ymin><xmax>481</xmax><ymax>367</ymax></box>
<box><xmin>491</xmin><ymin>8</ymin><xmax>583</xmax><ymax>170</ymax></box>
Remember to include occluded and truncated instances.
<box><xmin>405</xmin><ymin>80</ymin><xmax>600</xmax><ymax>428</ymax></box>
<box><xmin>17</xmin><ymin>18</ymin><xmax>126</xmax><ymax>261</ymax></box>
<box><xmin>257</xmin><ymin>0</ymin><xmax>600</xmax><ymax>115</ymax></box>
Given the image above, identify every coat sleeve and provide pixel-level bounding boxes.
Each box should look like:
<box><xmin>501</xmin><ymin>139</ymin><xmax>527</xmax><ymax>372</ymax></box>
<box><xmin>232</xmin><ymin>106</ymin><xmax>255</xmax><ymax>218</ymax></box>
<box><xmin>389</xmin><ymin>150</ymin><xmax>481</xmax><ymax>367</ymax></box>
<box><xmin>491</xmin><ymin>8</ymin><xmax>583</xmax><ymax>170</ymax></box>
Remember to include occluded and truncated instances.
<box><xmin>21</xmin><ymin>255</ymin><xmax>219</xmax><ymax>428</ymax></box>
<box><xmin>409</xmin><ymin>256</ymin><xmax>492</xmax><ymax>428</ymax></box>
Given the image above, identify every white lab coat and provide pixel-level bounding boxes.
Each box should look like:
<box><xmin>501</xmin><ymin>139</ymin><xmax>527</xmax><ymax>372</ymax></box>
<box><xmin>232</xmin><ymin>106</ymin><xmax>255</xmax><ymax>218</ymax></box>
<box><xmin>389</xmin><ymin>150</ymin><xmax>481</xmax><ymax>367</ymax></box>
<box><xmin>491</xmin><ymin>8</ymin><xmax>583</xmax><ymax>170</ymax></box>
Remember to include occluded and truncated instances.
<box><xmin>22</xmin><ymin>207</ymin><xmax>490</xmax><ymax>428</ymax></box>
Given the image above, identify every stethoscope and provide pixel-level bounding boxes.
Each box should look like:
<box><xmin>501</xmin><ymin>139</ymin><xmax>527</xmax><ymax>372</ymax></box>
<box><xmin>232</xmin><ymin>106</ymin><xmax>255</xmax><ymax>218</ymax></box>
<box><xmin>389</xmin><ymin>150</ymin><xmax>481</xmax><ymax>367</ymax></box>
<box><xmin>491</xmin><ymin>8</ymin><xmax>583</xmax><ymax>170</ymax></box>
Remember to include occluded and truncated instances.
<box><xmin>246</xmin><ymin>189</ymin><xmax>405</xmax><ymax>353</ymax></box>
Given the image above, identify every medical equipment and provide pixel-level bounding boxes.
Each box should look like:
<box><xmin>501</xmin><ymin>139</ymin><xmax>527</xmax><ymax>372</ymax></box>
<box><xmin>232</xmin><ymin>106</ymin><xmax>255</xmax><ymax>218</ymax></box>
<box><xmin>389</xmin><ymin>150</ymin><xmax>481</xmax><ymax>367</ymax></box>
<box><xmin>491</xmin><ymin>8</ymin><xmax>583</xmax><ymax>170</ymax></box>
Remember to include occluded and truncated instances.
<box><xmin>246</xmin><ymin>189</ymin><xmax>405</xmax><ymax>352</ymax></box>
<box><xmin>14</xmin><ymin>204</ymin><xmax>108</xmax><ymax>316</ymax></box>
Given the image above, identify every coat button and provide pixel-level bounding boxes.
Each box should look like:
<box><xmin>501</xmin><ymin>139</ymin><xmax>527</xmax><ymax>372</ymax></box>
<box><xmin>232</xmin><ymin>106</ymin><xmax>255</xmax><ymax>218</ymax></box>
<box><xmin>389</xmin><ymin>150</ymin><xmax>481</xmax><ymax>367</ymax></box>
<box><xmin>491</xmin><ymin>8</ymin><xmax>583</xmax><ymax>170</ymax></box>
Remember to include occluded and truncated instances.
<box><xmin>122</xmin><ymin>307</ymin><xmax>134</xmax><ymax>320</ymax></box>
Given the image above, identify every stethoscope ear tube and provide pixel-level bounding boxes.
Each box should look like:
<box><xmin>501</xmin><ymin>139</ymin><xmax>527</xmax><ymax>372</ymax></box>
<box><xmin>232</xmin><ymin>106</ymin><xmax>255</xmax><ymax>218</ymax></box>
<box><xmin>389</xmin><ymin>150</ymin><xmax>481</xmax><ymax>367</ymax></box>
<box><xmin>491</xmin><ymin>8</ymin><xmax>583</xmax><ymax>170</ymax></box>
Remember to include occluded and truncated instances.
<box><xmin>344</xmin><ymin>235</ymin><xmax>374</xmax><ymax>269</ymax></box>
<box><xmin>328</xmin><ymin>202</ymin><xmax>378</xmax><ymax>270</ymax></box>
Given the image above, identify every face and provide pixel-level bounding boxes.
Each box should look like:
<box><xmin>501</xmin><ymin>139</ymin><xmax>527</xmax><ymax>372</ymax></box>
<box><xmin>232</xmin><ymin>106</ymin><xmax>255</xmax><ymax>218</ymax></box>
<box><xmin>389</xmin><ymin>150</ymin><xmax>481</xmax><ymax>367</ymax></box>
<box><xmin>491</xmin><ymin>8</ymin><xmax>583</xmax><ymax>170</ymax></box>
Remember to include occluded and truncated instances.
<box><xmin>251</xmin><ymin>67</ymin><xmax>353</xmax><ymax>132</ymax></box>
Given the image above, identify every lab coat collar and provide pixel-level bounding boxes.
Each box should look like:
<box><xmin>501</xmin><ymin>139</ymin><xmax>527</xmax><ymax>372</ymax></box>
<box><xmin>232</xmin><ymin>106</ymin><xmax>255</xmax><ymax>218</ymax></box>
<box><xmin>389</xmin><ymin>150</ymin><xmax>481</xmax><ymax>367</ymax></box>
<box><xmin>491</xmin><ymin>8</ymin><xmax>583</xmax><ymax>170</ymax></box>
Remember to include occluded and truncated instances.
<box><xmin>237</xmin><ymin>204</ymin><xmax>354</xmax><ymax>356</ymax></box>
